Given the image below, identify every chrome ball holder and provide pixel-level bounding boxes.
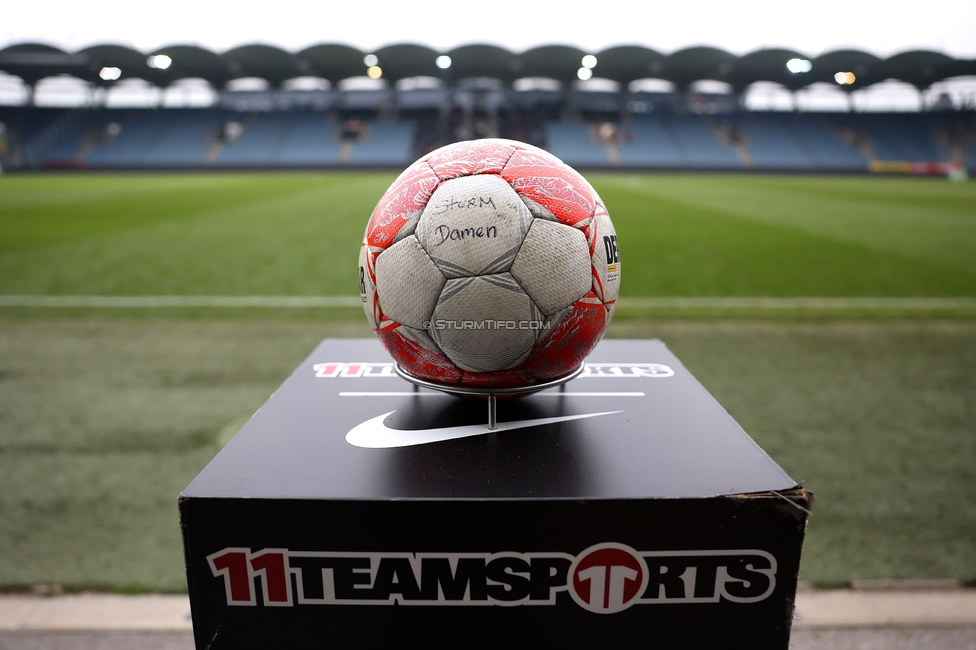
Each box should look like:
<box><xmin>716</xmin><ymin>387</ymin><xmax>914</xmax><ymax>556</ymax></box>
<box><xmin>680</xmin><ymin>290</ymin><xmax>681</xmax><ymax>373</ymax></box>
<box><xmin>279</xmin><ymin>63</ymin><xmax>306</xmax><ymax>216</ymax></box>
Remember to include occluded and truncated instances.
<box><xmin>394</xmin><ymin>362</ymin><xmax>586</xmax><ymax>430</ymax></box>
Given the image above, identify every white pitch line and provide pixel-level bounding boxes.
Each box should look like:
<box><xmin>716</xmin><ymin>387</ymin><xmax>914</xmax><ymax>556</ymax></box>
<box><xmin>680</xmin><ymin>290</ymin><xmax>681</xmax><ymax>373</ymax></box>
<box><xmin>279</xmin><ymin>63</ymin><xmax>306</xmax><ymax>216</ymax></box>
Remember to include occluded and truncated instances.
<box><xmin>536</xmin><ymin>392</ymin><xmax>645</xmax><ymax>397</ymax></box>
<box><xmin>1</xmin><ymin>295</ymin><xmax>974</xmax><ymax>309</ymax></box>
<box><xmin>0</xmin><ymin>295</ymin><xmax>362</xmax><ymax>308</ymax></box>
<box><xmin>340</xmin><ymin>392</ymin><xmax>645</xmax><ymax>397</ymax></box>
<box><xmin>340</xmin><ymin>392</ymin><xmax>443</xmax><ymax>397</ymax></box>
<box><xmin>616</xmin><ymin>297</ymin><xmax>976</xmax><ymax>309</ymax></box>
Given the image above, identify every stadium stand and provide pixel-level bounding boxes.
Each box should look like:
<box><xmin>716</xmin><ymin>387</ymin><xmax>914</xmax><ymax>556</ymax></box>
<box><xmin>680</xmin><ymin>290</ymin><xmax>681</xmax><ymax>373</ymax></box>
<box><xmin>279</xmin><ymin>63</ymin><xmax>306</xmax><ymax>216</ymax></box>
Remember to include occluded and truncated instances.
<box><xmin>84</xmin><ymin>111</ymin><xmax>168</xmax><ymax>167</ymax></box>
<box><xmin>0</xmin><ymin>107</ymin><xmax>64</xmax><ymax>156</ymax></box>
<box><xmin>2</xmin><ymin>105</ymin><xmax>972</xmax><ymax>172</ymax></box>
<box><xmin>273</xmin><ymin>112</ymin><xmax>342</xmax><ymax>165</ymax></box>
<box><xmin>934</xmin><ymin>112</ymin><xmax>976</xmax><ymax>170</ymax></box>
<box><xmin>783</xmin><ymin>115</ymin><xmax>867</xmax><ymax>170</ymax></box>
<box><xmin>545</xmin><ymin>122</ymin><xmax>610</xmax><ymax>166</ymax></box>
<box><xmin>141</xmin><ymin>111</ymin><xmax>224</xmax><ymax>167</ymax></box>
<box><xmin>670</xmin><ymin>115</ymin><xmax>743</xmax><ymax>168</ymax></box>
<box><xmin>731</xmin><ymin>113</ymin><xmax>817</xmax><ymax>169</ymax></box>
<box><xmin>617</xmin><ymin>116</ymin><xmax>683</xmax><ymax>167</ymax></box>
<box><xmin>0</xmin><ymin>42</ymin><xmax>974</xmax><ymax>172</ymax></box>
<box><xmin>41</xmin><ymin>109</ymin><xmax>116</xmax><ymax>165</ymax></box>
<box><xmin>215</xmin><ymin>112</ymin><xmax>289</xmax><ymax>166</ymax></box>
<box><xmin>831</xmin><ymin>113</ymin><xmax>940</xmax><ymax>161</ymax></box>
<box><xmin>345</xmin><ymin>121</ymin><xmax>414</xmax><ymax>165</ymax></box>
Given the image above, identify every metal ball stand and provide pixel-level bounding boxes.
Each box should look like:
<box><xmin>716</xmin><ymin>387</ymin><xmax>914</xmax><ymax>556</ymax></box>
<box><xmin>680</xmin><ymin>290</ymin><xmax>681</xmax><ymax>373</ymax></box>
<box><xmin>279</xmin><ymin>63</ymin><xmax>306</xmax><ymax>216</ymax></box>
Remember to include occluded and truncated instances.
<box><xmin>394</xmin><ymin>362</ymin><xmax>586</xmax><ymax>431</ymax></box>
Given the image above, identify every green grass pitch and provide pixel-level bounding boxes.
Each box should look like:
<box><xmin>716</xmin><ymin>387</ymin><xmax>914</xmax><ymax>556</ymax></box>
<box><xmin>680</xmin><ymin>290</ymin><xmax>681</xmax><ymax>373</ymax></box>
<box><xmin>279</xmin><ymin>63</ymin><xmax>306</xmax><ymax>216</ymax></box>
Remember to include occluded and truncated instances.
<box><xmin>1</xmin><ymin>172</ymin><xmax>974</xmax><ymax>299</ymax></box>
<box><xmin>0</xmin><ymin>171</ymin><xmax>974</xmax><ymax>591</ymax></box>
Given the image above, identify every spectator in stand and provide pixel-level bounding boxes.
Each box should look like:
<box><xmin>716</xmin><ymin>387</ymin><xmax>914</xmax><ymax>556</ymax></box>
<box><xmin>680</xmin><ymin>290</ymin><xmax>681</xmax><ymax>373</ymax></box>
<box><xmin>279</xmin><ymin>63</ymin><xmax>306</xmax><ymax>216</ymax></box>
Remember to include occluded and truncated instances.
<box><xmin>597</xmin><ymin>122</ymin><xmax>618</xmax><ymax>145</ymax></box>
<box><xmin>341</xmin><ymin>117</ymin><xmax>363</xmax><ymax>142</ymax></box>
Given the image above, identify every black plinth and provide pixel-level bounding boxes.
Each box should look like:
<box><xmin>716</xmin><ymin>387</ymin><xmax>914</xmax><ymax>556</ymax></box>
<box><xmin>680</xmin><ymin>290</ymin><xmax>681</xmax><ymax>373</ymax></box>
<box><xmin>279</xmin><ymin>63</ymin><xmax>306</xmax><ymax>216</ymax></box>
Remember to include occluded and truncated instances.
<box><xmin>180</xmin><ymin>338</ymin><xmax>812</xmax><ymax>649</ymax></box>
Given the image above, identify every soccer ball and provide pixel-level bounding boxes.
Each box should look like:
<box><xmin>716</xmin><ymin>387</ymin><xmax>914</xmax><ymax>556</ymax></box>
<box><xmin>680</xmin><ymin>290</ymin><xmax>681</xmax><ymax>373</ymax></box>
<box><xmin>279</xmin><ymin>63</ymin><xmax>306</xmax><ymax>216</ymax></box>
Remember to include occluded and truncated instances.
<box><xmin>359</xmin><ymin>139</ymin><xmax>620</xmax><ymax>389</ymax></box>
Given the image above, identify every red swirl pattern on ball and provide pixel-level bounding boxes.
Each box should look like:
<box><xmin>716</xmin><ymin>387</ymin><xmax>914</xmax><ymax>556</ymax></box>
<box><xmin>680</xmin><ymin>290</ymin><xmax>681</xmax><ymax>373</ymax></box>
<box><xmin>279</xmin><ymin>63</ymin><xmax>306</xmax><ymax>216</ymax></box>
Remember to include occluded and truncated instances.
<box><xmin>361</xmin><ymin>239</ymin><xmax>382</xmax><ymax>327</ymax></box>
<box><xmin>523</xmin><ymin>293</ymin><xmax>608</xmax><ymax>382</ymax></box>
<box><xmin>426</xmin><ymin>140</ymin><xmax>516</xmax><ymax>180</ymax></box>
<box><xmin>365</xmin><ymin>160</ymin><xmax>441</xmax><ymax>249</ymax></box>
<box><xmin>376</xmin><ymin>323</ymin><xmax>463</xmax><ymax>383</ymax></box>
<box><xmin>500</xmin><ymin>149</ymin><xmax>596</xmax><ymax>228</ymax></box>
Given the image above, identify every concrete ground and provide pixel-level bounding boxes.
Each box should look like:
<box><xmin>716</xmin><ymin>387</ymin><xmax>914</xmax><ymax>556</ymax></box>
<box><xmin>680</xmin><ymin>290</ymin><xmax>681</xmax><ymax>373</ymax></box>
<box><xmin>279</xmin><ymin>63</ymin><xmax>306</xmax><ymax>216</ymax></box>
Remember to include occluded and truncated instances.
<box><xmin>0</xmin><ymin>588</ymin><xmax>974</xmax><ymax>648</ymax></box>
<box><xmin>3</xmin><ymin>629</ymin><xmax>976</xmax><ymax>650</ymax></box>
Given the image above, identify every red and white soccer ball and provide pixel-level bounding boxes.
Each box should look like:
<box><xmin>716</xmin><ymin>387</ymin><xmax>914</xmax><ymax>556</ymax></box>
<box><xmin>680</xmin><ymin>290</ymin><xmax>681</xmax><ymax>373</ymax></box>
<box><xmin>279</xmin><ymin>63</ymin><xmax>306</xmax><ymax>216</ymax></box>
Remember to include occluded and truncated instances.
<box><xmin>359</xmin><ymin>139</ymin><xmax>620</xmax><ymax>390</ymax></box>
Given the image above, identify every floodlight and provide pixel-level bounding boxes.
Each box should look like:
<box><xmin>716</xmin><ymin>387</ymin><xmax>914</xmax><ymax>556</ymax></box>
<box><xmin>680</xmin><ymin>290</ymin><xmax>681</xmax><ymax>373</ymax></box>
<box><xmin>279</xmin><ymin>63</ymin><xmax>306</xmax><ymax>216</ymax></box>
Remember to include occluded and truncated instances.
<box><xmin>577</xmin><ymin>67</ymin><xmax>593</xmax><ymax>80</ymax></box>
<box><xmin>367</xmin><ymin>66</ymin><xmax>382</xmax><ymax>79</ymax></box>
<box><xmin>147</xmin><ymin>54</ymin><xmax>172</xmax><ymax>70</ymax></box>
<box><xmin>436</xmin><ymin>55</ymin><xmax>452</xmax><ymax>69</ymax></box>
<box><xmin>99</xmin><ymin>67</ymin><xmax>121</xmax><ymax>81</ymax></box>
<box><xmin>786</xmin><ymin>58</ymin><xmax>812</xmax><ymax>74</ymax></box>
<box><xmin>581</xmin><ymin>55</ymin><xmax>597</xmax><ymax>69</ymax></box>
<box><xmin>834</xmin><ymin>71</ymin><xmax>856</xmax><ymax>85</ymax></box>
<box><xmin>363</xmin><ymin>54</ymin><xmax>378</xmax><ymax>67</ymax></box>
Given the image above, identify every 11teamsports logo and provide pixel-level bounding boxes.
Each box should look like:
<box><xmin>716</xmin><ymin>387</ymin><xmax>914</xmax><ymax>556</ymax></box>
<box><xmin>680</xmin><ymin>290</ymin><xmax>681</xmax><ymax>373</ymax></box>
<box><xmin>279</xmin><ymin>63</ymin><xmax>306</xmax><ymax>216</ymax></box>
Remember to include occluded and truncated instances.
<box><xmin>207</xmin><ymin>543</ymin><xmax>777</xmax><ymax>614</ymax></box>
<box><xmin>569</xmin><ymin>543</ymin><xmax>648</xmax><ymax>613</ymax></box>
<box><xmin>313</xmin><ymin>362</ymin><xmax>674</xmax><ymax>379</ymax></box>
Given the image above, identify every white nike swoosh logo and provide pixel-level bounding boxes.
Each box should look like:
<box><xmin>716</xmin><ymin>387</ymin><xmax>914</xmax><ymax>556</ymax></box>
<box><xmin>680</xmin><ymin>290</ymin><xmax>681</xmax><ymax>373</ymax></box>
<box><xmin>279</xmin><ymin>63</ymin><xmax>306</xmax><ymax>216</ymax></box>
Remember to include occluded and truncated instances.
<box><xmin>345</xmin><ymin>410</ymin><xmax>623</xmax><ymax>448</ymax></box>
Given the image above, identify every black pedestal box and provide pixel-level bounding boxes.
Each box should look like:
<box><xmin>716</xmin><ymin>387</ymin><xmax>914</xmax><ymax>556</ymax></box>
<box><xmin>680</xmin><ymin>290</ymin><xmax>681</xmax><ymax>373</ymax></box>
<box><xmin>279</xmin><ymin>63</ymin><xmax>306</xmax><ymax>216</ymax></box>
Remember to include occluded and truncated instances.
<box><xmin>180</xmin><ymin>339</ymin><xmax>812</xmax><ymax>649</ymax></box>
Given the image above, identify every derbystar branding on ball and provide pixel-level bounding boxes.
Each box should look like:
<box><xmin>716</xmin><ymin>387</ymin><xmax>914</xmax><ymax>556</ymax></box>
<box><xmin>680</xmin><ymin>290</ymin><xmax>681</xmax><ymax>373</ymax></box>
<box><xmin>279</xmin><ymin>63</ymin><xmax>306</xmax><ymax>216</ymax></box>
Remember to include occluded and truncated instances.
<box><xmin>359</xmin><ymin>139</ymin><xmax>620</xmax><ymax>389</ymax></box>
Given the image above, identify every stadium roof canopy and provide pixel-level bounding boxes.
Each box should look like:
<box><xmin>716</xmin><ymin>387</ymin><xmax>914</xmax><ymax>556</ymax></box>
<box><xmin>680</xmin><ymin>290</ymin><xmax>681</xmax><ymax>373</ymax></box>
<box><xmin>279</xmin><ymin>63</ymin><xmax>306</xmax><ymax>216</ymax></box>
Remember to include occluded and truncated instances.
<box><xmin>937</xmin><ymin>58</ymin><xmax>976</xmax><ymax>80</ymax></box>
<box><xmin>659</xmin><ymin>47</ymin><xmax>737</xmax><ymax>90</ymax></box>
<box><xmin>222</xmin><ymin>44</ymin><xmax>299</xmax><ymax>87</ymax></box>
<box><xmin>728</xmin><ymin>48</ymin><xmax>810</xmax><ymax>90</ymax></box>
<box><xmin>0</xmin><ymin>41</ymin><xmax>972</xmax><ymax>92</ymax></box>
<box><xmin>519</xmin><ymin>45</ymin><xmax>587</xmax><ymax>83</ymax></box>
<box><xmin>444</xmin><ymin>44</ymin><xmax>520</xmax><ymax>83</ymax></box>
<box><xmin>0</xmin><ymin>43</ymin><xmax>88</xmax><ymax>86</ymax></box>
<box><xmin>297</xmin><ymin>44</ymin><xmax>365</xmax><ymax>84</ymax></box>
<box><xmin>146</xmin><ymin>44</ymin><xmax>230</xmax><ymax>87</ymax></box>
<box><xmin>862</xmin><ymin>50</ymin><xmax>955</xmax><ymax>88</ymax></box>
<box><xmin>808</xmin><ymin>50</ymin><xmax>880</xmax><ymax>89</ymax></box>
<box><xmin>76</xmin><ymin>44</ymin><xmax>168</xmax><ymax>86</ymax></box>
<box><xmin>593</xmin><ymin>46</ymin><xmax>666</xmax><ymax>84</ymax></box>
<box><xmin>372</xmin><ymin>44</ymin><xmax>441</xmax><ymax>82</ymax></box>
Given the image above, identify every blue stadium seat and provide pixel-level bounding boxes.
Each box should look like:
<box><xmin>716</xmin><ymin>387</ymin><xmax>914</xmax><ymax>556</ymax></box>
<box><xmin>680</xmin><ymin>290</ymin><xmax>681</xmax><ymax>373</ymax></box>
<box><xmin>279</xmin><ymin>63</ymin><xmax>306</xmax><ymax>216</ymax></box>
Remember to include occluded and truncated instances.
<box><xmin>669</xmin><ymin>115</ymin><xmax>742</xmax><ymax>167</ymax></box>
<box><xmin>39</xmin><ymin>110</ymin><xmax>112</xmax><ymax>164</ymax></box>
<box><xmin>3</xmin><ymin>105</ymin><xmax>969</xmax><ymax>172</ymax></box>
<box><xmin>965</xmin><ymin>150</ymin><xmax>976</xmax><ymax>171</ymax></box>
<box><xmin>140</xmin><ymin>111</ymin><xmax>224</xmax><ymax>166</ymax></box>
<box><xmin>0</xmin><ymin>107</ymin><xmax>65</xmax><ymax>151</ymax></box>
<box><xmin>826</xmin><ymin>114</ymin><xmax>909</xmax><ymax>161</ymax></box>
<box><xmin>85</xmin><ymin>111</ymin><xmax>169</xmax><ymax>166</ymax></box>
<box><xmin>733</xmin><ymin>113</ymin><xmax>815</xmax><ymax>169</ymax></box>
<box><xmin>45</xmin><ymin>132</ymin><xmax>86</xmax><ymax>161</ymax></box>
<box><xmin>215</xmin><ymin>113</ymin><xmax>292</xmax><ymax>166</ymax></box>
<box><xmin>274</xmin><ymin>113</ymin><xmax>342</xmax><ymax>165</ymax></box>
<box><xmin>545</xmin><ymin>123</ymin><xmax>608</xmax><ymax>166</ymax></box>
<box><xmin>347</xmin><ymin>121</ymin><xmax>414</xmax><ymax>165</ymax></box>
<box><xmin>617</xmin><ymin>116</ymin><xmax>683</xmax><ymax>167</ymax></box>
<box><xmin>872</xmin><ymin>114</ymin><xmax>939</xmax><ymax>160</ymax></box>
<box><xmin>786</xmin><ymin>115</ymin><xmax>867</xmax><ymax>170</ymax></box>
